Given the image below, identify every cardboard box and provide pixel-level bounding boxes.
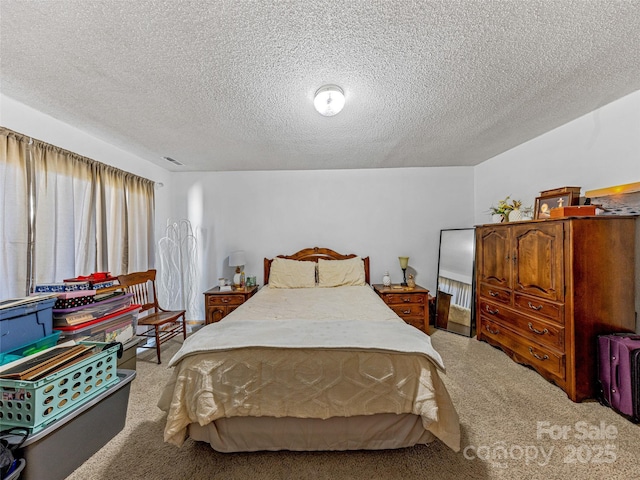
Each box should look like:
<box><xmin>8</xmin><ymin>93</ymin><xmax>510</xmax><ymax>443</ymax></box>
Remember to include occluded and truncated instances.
<box><xmin>549</xmin><ymin>205</ymin><xmax>597</xmax><ymax>218</ymax></box>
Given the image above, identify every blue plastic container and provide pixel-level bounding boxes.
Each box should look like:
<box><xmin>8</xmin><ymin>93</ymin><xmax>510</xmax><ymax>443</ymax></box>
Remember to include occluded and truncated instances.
<box><xmin>0</xmin><ymin>331</ymin><xmax>61</xmax><ymax>366</ymax></box>
<box><xmin>0</xmin><ymin>298</ymin><xmax>56</xmax><ymax>353</ymax></box>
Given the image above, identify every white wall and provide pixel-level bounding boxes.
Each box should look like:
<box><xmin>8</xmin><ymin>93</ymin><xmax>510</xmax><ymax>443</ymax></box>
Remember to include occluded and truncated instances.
<box><xmin>5</xmin><ymin>88</ymin><xmax>638</xmax><ymax>324</ymax></box>
<box><xmin>474</xmin><ymin>89</ymin><xmax>640</xmax><ymax>330</ymax></box>
<box><xmin>474</xmin><ymin>90</ymin><xmax>640</xmax><ymax>221</ymax></box>
<box><xmin>170</xmin><ymin>167</ymin><xmax>475</xmax><ymax>318</ymax></box>
<box><xmin>0</xmin><ymin>95</ymin><xmax>173</xmax><ymax>249</ymax></box>
<box><xmin>1</xmin><ymin>94</ymin><xmax>476</xmax><ymax>321</ymax></box>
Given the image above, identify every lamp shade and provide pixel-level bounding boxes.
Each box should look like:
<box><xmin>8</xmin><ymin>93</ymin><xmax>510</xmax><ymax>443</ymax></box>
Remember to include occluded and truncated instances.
<box><xmin>398</xmin><ymin>256</ymin><xmax>409</xmax><ymax>269</ymax></box>
<box><xmin>229</xmin><ymin>250</ymin><xmax>246</xmax><ymax>267</ymax></box>
<box><xmin>314</xmin><ymin>85</ymin><xmax>345</xmax><ymax>116</ymax></box>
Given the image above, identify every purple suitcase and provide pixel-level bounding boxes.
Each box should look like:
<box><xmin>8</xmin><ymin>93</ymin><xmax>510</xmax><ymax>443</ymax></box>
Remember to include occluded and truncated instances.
<box><xmin>597</xmin><ymin>334</ymin><xmax>640</xmax><ymax>422</ymax></box>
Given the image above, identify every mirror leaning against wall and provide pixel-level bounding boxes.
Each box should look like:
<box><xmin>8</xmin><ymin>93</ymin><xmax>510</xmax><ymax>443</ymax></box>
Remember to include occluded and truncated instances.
<box><xmin>435</xmin><ymin>228</ymin><xmax>476</xmax><ymax>337</ymax></box>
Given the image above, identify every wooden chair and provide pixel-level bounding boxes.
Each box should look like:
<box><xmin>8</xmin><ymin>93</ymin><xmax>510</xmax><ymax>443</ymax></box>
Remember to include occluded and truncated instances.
<box><xmin>117</xmin><ymin>269</ymin><xmax>186</xmax><ymax>364</ymax></box>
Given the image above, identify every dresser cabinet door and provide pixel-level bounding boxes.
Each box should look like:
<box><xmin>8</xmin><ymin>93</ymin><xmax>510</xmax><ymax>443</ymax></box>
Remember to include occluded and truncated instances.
<box><xmin>477</xmin><ymin>226</ymin><xmax>511</xmax><ymax>288</ymax></box>
<box><xmin>511</xmin><ymin>223</ymin><xmax>564</xmax><ymax>302</ymax></box>
<box><xmin>206</xmin><ymin>306</ymin><xmax>224</xmax><ymax>324</ymax></box>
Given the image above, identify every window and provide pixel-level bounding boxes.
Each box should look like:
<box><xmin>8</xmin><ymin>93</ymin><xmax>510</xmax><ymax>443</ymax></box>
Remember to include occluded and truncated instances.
<box><xmin>0</xmin><ymin>127</ymin><xmax>155</xmax><ymax>299</ymax></box>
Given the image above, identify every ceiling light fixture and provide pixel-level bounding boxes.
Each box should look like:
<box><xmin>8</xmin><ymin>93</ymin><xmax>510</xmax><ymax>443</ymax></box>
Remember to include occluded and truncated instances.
<box><xmin>314</xmin><ymin>85</ymin><xmax>345</xmax><ymax>116</ymax></box>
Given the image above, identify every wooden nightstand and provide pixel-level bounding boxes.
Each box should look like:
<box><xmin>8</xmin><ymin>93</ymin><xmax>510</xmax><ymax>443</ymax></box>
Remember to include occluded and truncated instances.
<box><xmin>203</xmin><ymin>285</ymin><xmax>258</xmax><ymax>324</ymax></box>
<box><xmin>373</xmin><ymin>284</ymin><xmax>430</xmax><ymax>334</ymax></box>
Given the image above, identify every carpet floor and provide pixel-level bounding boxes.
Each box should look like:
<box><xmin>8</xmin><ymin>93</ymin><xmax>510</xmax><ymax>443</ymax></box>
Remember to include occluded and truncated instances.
<box><xmin>64</xmin><ymin>330</ymin><xmax>640</xmax><ymax>479</ymax></box>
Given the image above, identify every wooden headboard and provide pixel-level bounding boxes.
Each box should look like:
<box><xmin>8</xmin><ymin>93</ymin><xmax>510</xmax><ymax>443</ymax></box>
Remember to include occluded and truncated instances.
<box><xmin>264</xmin><ymin>247</ymin><xmax>370</xmax><ymax>285</ymax></box>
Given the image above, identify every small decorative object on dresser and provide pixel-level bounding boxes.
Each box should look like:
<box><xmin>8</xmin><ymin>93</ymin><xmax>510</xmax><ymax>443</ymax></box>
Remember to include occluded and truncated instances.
<box><xmin>373</xmin><ymin>283</ymin><xmax>430</xmax><ymax>334</ymax></box>
<box><xmin>534</xmin><ymin>186</ymin><xmax>581</xmax><ymax>219</ymax></box>
<box><xmin>475</xmin><ymin>216</ymin><xmax>636</xmax><ymax>402</ymax></box>
<box><xmin>228</xmin><ymin>250</ymin><xmax>246</xmax><ymax>287</ymax></box>
<box><xmin>406</xmin><ymin>274</ymin><xmax>416</xmax><ymax>289</ymax></box>
<box><xmin>489</xmin><ymin>196</ymin><xmax>530</xmax><ymax>223</ymax></box>
<box><xmin>203</xmin><ymin>285</ymin><xmax>258</xmax><ymax>324</ymax></box>
<box><xmin>549</xmin><ymin>205</ymin><xmax>597</xmax><ymax>218</ymax></box>
<box><xmin>382</xmin><ymin>271</ymin><xmax>391</xmax><ymax>287</ymax></box>
<box><xmin>507</xmin><ymin>200</ymin><xmax>533</xmax><ymax>222</ymax></box>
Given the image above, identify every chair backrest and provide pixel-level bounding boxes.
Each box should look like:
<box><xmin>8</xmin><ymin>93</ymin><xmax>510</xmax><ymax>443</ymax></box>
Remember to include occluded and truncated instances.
<box><xmin>117</xmin><ymin>269</ymin><xmax>160</xmax><ymax>314</ymax></box>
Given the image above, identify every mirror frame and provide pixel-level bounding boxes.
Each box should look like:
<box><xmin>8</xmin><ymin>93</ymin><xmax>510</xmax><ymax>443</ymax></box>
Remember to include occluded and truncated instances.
<box><xmin>435</xmin><ymin>228</ymin><xmax>476</xmax><ymax>337</ymax></box>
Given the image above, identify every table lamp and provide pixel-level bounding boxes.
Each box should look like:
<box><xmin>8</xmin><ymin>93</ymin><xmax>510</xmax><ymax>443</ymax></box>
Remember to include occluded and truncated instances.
<box><xmin>398</xmin><ymin>256</ymin><xmax>409</xmax><ymax>286</ymax></box>
<box><xmin>229</xmin><ymin>250</ymin><xmax>246</xmax><ymax>288</ymax></box>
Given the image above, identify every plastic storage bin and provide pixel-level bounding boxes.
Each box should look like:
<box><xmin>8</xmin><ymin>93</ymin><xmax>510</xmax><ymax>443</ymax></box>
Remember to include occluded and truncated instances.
<box><xmin>119</xmin><ymin>337</ymin><xmax>141</xmax><ymax>370</ymax></box>
<box><xmin>16</xmin><ymin>369</ymin><xmax>136</xmax><ymax>480</ymax></box>
<box><xmin>0</xmin><ymin>341</ymin><xmax>120</xmax><ymax>433</ymax></box>
<box><xmin>0</xmin><ymin>297</ymin><xmax>56</xmax><ymax>353</ymax></box>
<box><xmin>0</xmin><ymin>332</ymin><xmax>61</xmax><ymax>366</ymax></box>
<box><xmin>54</xmin><ymin>305</ymin><xmax>140</xmax><ymax>343</ymax></box>
<box><xmin>52</xmin><ymin>292</ymin><xmax>133</xmax><ymax>323</ymax></box>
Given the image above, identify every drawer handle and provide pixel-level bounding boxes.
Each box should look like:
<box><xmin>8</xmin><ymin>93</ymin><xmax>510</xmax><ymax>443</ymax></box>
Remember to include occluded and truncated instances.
<box><xmin>402</xmin><ymin>309</ymin><xmax>411</xmax><ymax>314</ymax></box>
<box><xmin>527</xmin><ymin>302</ymin><xmax>543</xmax><ymax>311</ymax></box>
<box><xmin>528</xmin><ymin>322</ymin><xmax>549</xmax><ymax>335</ymax></box>
<box><xmin>402</xmin><ymin>297</ymin><xmax>411</xmax><ymax>302</ymax></box>
<box><xmin>489</xmin><ymin>291</ymin><xmax>500</xmax><ymax>297</ymax></box>
<box><xmin>221</xmin><ymin>298</ymin><xmax>230</xmax><ymax>303</ymax></box>
<box><xmin>484</xmin><ymin>325</ymin><xmax>500</xmax><ymax>335</ymax></box>
<box><xmin>529</xmin><ymin>347</ymin><xmax>549</xmax><ymax>361</ymax></box>
<box><xmin>485</xmin><ymin>305</ymin><xmax>499</xmax><ymax>315</ymax></box>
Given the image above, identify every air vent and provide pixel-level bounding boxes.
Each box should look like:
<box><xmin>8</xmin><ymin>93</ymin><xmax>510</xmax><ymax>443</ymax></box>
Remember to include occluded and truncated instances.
<box><xmin>162</xmin><ymin>156</ymin><xmax>184</xmax><ymax>166</ymax></box>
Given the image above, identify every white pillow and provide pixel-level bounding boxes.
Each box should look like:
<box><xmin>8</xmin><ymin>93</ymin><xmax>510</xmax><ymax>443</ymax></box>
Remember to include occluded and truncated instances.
<box><xmin>317</xmin><ymin>257</ymin><xmax>366</xmax><ymax>287</ymax></box>
<box><xmin>268</xmin><ymin>257</ymin><xmax>316</xmax><ymax>288</ymax></box>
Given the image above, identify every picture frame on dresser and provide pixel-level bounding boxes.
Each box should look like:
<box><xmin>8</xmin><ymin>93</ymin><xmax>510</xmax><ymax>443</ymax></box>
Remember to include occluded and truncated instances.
<box><xmin>534</xmin><ymin>193</ymin><xmax>576</xmax><ymax>219</ymax></box>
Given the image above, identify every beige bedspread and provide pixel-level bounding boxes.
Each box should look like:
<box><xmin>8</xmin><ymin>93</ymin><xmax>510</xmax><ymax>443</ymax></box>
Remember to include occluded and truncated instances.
<box><xmin>158</xmin><ymin>286</ymin><xmax>461</xmax><ymax>451</ymax></box>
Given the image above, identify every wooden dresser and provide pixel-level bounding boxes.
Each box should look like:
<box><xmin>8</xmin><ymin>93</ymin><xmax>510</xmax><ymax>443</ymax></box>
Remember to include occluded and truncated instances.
<box><xmin>475</xmin><ymin>217</ymin><xmax>636</xmax><ymax>402</ymax></box>
<box><xmin>203</xmin><ymin>285</ymin><xmax>258</xmax><ymax>324</ymax></box>
<box><xmin>373</xmin><ymin>284</ymin><xmax>430</xmax><ymax>334</ymax></box>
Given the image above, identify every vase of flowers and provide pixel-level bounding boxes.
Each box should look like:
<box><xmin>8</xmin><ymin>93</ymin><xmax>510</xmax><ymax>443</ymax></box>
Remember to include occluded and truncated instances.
<box><xmin>489</xmin><ymin>196</ymin><xmax>514</xmax><ymax>223</ymax></box>
<box><xmin>489</xmin><ymin>196</ymin><xmax>532</xmax><ymax>223</ymax></box>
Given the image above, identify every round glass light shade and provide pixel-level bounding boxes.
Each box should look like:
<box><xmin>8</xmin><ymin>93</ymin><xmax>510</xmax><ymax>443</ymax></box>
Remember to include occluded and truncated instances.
<box><xmin>398</xmin><ymin>256</ymin><xmax>410</xmax><ymax>269</ymax></box>
<box><xmin>314</xmin><ymin>85</ymin><xmax>345</xmax><ymax>116</ymax></box>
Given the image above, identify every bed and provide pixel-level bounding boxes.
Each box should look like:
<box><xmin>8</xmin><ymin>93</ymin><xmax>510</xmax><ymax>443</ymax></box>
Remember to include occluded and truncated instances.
<box><xmin>158</xmin><ymin>247</ymin><xmax>460</xmax><ymax>452</ymax></box>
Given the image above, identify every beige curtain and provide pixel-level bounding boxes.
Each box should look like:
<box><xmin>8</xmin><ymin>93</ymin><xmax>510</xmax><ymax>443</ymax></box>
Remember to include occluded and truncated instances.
<box><xmin>0</xmin><ymin>130</ymin><xmax>30</xmax><ymax>297</ymax></box>
<box><xmin>0</xmin><ymin>127</ymin><xmax>155</xmax><ymax>299</ymax></box>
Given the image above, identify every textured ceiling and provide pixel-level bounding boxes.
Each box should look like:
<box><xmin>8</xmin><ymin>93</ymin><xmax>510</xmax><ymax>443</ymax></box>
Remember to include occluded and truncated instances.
<box><xmin>2</xmin><ymin>1</ymin><xmax>640</xmax><ymax>172</ymax></box>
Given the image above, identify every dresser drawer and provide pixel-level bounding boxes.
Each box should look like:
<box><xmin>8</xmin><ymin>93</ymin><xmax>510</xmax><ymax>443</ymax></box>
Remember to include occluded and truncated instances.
<box><xmin>480</xmin><ymin>317</ymin><xmax>565</xmax><ymax>380</ymax></box>
<box><xmin>513</xmin><ymin>294</ymin><xmax>563</xmax><ymax>324</ymax></box>
<box><xmin>390</xmin><ymin>304</ymin><xmax>425</xmax><ymax>318</ymax></box>
<box><xmin>208</xmin><ymin>295</ymin><xmax>244</xmax><ymax>306</ymax></box>
<box><xmin>478</xmin><ymin>299</ymin><xmax>511</xmax><ymax>323</ymax></box>
<box><xmin>479</xmin><ymin>283</ymin><xmax>511</xmax><ymax>305</ymax></box>
<box><xmin>383</xmin><ymin>293</ymin><xmax>426</xmax><ymax>305</ymax></box>
<box><xmin>479</xmin><ymin>300</ymin><xmax>564</xmax><ymax>350</ymax></box>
